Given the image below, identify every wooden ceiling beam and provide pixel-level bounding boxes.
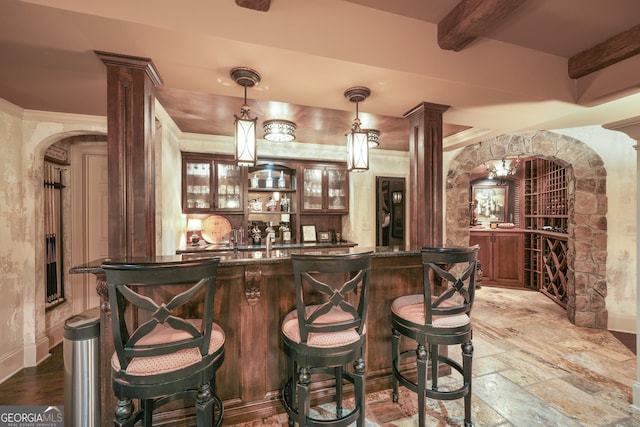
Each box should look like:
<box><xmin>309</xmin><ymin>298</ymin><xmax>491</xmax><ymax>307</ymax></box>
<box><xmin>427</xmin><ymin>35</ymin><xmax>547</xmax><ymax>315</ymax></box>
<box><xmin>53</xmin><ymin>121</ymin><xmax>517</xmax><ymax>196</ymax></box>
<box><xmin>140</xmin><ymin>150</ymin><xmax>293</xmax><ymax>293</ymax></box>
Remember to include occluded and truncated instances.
<box><xmin>235</xmin><ymin>0</ymin><xmax>271</xmax><ymax>12</ymax></box>
<box><xmin>438</xmin><ymin>0</ymin><xmax>527</xmax><ymax>52</ymax></box>
<box><xmin>568</xmin><ymin>24</ymin><xmax>640</xmax><ymax>79</ymax></box>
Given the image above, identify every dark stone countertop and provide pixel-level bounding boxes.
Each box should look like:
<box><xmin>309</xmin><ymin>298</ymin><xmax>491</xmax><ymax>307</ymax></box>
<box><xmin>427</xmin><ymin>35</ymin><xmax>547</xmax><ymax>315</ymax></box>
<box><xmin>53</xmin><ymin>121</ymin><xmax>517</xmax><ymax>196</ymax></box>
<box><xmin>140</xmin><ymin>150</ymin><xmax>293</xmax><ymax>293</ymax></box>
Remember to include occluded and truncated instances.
<box><xmin>69</xmin><ymin>244</ymin><xmax>419</xmax><ymax>274</ymax></box>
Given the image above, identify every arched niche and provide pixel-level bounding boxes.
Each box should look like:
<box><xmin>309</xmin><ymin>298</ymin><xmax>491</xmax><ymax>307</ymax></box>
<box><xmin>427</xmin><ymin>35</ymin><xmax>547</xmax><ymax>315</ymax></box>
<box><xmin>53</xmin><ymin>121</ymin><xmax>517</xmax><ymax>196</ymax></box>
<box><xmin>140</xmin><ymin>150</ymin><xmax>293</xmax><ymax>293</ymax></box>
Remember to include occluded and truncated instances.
<box><xmin>446</xmin><ymin>131</ymin><xmax>608</xmax><ymax>328</ymax></box>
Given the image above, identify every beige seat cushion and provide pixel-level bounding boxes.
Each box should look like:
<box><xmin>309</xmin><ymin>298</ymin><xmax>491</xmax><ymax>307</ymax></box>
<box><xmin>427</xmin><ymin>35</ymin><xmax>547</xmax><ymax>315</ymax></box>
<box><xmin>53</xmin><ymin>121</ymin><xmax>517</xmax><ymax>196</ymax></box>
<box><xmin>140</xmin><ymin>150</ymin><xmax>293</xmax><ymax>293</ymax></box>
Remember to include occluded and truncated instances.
<box><xmin>112</xmin><ymin>319</ymin><xmax>225</xmax><ymax>376</ymax></box>
<box><xmin>392</xmin><ymin>294</ymin><xmax>470</xmax><ymax>328</ymax></box>
<box><xmin>282</xmin><ymin>305</ymin><xmax>363</xmax><ymax>348</ymax></box>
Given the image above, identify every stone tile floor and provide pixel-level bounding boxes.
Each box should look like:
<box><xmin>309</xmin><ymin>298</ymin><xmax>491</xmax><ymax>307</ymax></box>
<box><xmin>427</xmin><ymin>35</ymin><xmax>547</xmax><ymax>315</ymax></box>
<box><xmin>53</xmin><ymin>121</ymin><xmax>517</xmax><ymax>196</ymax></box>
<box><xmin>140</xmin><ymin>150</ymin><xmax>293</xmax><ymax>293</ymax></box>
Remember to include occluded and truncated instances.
<box><xmin>230</xmin><ymin>287</ymin><xmax>639</xmax><ymax>426</ymax></box>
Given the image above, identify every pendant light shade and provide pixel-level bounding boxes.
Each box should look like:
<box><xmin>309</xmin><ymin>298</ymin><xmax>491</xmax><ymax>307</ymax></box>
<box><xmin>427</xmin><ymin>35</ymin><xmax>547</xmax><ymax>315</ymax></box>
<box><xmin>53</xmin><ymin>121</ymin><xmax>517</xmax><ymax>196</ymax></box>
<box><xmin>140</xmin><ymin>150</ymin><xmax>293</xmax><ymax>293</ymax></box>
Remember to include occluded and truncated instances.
<box><xmin>344</xmin><ymin>86</ymin><xmax>371</xmax><ymax>172</ymax></box>
<box><xmin>231</xmin><ymin>67</ymin><xmax>261</xmax><ymax>166</ymax></box>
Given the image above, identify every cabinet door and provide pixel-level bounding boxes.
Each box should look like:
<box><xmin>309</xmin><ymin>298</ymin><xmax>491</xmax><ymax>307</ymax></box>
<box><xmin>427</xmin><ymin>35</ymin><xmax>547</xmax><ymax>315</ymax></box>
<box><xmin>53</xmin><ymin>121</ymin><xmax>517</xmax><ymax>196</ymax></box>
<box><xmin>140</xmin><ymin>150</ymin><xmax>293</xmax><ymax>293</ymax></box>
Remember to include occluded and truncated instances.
<box><xmin>493</xmin><ymin>232</ymin><xmax>524</xmax><ymax>286</ymax></box>
<box><xmin>216</xmin><ymin>162</ymin><xmax>244</xmax><ymax>212</ymax></box>
<box><xmin>183</xmin><ymin>159</ymin><xmax>213</xmax><ymax>212</ymax></box>
<box><xmin>469</xmin><ymin>233</ymin><xmax>493</xmax><ymax>281</ymax></box>
<box><xmin>301</xmin><ymin>164</ymin><xmax>349</xmax><ymax>213</ymax></box>
<box><xmin>301</xmin><ymin>166</ymin><xmax>324</xmax><ymax>211</ymax></box>
<box><xmin>326</xmin><ymin>167</ymin><xmax>348</xmax><ymax>212</ymax></box>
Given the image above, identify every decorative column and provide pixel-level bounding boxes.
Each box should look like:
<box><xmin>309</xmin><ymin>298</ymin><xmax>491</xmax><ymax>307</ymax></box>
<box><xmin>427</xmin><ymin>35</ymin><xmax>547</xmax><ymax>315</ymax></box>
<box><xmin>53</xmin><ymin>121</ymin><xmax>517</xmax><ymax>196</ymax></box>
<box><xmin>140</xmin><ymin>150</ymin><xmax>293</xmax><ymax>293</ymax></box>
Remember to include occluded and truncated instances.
<box><xmin>95</xmin><ymin>51</ymin><xmax>163</xmax><ymax>258</ymax></box>
<box><xmin>603</xmin><ymin>116</ymin><xmax>640</xmax><ymax>411</ymax></box>
<box><xmin>404</xmin><ymin>102</ymin><xmax>450</xmax><ymax>248</ymax></box>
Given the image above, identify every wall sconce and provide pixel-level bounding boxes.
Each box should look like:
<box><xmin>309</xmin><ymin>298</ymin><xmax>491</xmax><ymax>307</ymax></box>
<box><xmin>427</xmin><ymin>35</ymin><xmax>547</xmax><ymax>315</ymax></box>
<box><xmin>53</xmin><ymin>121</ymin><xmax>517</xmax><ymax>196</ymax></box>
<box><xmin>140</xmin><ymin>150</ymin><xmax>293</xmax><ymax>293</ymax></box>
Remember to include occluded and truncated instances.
<box><xmin>263</xmin><ymin>119</ymin><xmax>297</xmax><ymax>142</ymax></box>
<box><xmin>231</xmin><ymin>67</ymin><xmax>261</xmax><ymax>166</ymax></box>
<box><xmin>344</xmin><ymin>86</ymin><xmax>371</xmax><ymax>172</ymax></box>
<box><xmin>365</xmin><ymin>129</ymin><xmax>380</xmax><ymax>148</ymax></box>
<box><xmin>187</xmin><ymin>218</ymin><xmax>203</xmax><ymax>245</ymax></box>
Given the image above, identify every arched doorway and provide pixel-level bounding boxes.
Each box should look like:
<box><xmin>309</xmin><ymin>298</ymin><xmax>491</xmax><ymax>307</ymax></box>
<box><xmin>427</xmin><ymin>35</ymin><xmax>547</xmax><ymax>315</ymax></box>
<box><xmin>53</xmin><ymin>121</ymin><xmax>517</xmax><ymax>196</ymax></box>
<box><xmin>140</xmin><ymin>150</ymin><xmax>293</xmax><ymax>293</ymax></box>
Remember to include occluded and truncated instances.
<box><xmin>445</xmin><ymin>131</ymin><xmax>608</xmax><ymax>329</ymax></box>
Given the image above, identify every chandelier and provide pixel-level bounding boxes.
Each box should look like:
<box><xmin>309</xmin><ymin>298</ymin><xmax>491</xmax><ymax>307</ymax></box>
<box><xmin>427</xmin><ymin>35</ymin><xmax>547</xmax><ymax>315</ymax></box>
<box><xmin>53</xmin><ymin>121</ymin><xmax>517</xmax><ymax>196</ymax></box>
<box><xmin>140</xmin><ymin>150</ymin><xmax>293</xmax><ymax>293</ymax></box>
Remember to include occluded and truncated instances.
<box><xmin>485</xmin><ymin>157</ymin><xmax>520</xmax><ymax>179</ymax></box>
<box><xmin>263</xmin><ymin>119</ymin><xmax>297</xmax><ymax>142</ymax></box>
<box><xmin>231</xmin><ymin>67</ymin><xmax>261</xmax><ymax>166</ymax></box>
<box><xmin>344</xmin><ymin>86</ymin><xmax>371</xmax><ymax>172</ymax></box>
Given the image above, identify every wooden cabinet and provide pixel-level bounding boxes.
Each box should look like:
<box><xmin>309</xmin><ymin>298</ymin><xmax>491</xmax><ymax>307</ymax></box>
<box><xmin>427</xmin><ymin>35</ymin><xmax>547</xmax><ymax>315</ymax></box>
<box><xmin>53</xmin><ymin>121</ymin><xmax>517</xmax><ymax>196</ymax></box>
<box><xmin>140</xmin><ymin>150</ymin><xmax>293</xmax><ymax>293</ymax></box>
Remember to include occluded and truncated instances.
<box><xmin>182</xmin><ymin>153</ymin><xmax>244</xmax><ymax>213</ymax></box>
<box><xmin>470</xmin><ymin>230</ymin><xmax>524</xmax><ymax>287</ymax></box>
<box><xmin>300</xmin><ymin>163</ymin><xmax>349</xmax><ymax>213</ymax></box>
<box><xmin>182</xmin><ymin>153</ymin><xmax>349</xmax><ymax>243</ymax></box>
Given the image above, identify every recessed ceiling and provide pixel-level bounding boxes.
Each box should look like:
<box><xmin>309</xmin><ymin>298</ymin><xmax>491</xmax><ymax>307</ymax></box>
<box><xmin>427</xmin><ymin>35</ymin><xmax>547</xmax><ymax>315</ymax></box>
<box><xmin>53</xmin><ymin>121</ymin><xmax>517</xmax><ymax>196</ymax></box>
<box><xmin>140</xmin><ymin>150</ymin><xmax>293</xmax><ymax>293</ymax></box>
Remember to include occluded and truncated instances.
<box><xmin>1</xmin><ymin>0</ymin><xmax>639</xmax><ymax>151</ymax></box>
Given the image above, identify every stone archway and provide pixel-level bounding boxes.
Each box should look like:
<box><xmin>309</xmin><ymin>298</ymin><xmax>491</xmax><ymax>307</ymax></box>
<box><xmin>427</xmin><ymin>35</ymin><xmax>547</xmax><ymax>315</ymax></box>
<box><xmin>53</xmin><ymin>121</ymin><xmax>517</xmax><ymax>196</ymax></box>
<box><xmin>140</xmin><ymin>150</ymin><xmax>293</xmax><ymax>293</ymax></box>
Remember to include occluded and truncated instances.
<box><xmin>445</xmin><ymin>131</ymin><xmax>608</xmax><ymax>329</ymax></box>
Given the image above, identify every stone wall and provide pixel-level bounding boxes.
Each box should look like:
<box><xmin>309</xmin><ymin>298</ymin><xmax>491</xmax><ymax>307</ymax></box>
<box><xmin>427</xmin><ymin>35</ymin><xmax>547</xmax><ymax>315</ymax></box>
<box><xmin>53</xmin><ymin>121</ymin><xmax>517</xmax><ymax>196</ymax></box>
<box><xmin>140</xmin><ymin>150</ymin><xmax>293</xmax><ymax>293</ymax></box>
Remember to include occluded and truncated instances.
<box><xmin>446</xmin><ymin>131</ymin><xmax>608</xmax><ymax>329</ymax></box>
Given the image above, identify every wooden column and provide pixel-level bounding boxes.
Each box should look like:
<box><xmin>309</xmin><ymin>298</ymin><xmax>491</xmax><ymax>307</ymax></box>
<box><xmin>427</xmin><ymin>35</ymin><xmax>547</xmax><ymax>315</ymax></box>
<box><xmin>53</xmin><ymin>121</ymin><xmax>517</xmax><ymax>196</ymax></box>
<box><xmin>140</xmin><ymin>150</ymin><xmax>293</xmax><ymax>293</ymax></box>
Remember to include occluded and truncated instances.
<box><xmin>404</xmin><ymin>102</ymin><xmax>450</xmax><ymax>248</ymax></box>
<box><xmin>95</xmin><ymin>51</ymin><xmax>163</xmax><ymax>258</ymax></box>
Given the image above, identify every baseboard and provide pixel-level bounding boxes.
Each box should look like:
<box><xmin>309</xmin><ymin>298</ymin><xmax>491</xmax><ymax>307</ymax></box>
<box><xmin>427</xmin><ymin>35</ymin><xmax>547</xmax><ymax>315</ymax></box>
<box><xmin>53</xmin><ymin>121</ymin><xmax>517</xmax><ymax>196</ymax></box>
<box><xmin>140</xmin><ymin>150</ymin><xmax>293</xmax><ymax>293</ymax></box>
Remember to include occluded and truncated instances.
<box><xmin>608</xmin><ymin>314</ymin><xmax>637</xmax><ymax>334</ymax></box>
<box><xmin>47</xmin><ymin>321</ymin><xmax>65</xmax><ymax>349</ymax></box>
<box><xmin>23</xmin><ymin>336</ymin><xmax>51</xmax><ymax>367</ymax></box>
<box><xmin>0</xmin><ymin>347</ymin><xmax>24</xmax><ymax>384</ymax></box>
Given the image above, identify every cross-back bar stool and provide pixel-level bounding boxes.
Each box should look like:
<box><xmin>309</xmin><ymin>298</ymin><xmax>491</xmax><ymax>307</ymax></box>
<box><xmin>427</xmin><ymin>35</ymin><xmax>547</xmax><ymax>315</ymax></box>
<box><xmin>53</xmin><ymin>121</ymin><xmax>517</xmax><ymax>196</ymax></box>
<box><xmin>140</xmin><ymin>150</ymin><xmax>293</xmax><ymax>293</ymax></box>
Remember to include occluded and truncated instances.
<box><xmin>281</xmin><ymin>252</ymin><xmax>372</xmax><ymax>427</ymax></box>
<box><xmin>102</xmin><ymin>257</ymin><xmax>225</xmax><ymax>427</ymax></box>
<box><xmin>391</xmin><ymin>246</ymin><xmax>479</xmax><ymax>427</ymax></box>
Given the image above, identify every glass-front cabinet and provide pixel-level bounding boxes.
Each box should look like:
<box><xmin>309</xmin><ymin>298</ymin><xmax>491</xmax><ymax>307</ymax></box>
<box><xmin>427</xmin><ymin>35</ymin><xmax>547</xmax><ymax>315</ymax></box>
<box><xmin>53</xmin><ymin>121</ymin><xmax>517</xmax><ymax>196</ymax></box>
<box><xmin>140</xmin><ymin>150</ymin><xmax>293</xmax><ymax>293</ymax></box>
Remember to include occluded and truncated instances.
<box><xmin>300</xmin><ymin>163</ymin><xmax>348</xmax><ymax>213</ymax></box>
<box><xmin>182</xmin><ymin>153</ymin><xmax>244</xmax><ymax>213</ymax></box>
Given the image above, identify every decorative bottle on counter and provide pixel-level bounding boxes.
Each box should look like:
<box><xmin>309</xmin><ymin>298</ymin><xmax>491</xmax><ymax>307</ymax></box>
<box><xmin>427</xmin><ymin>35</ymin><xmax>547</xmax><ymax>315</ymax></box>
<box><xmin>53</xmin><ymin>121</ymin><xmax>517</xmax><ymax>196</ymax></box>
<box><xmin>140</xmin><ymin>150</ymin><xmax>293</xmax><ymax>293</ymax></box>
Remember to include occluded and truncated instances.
<box><xmin>251</xmin><ymin>173</ymin><xmax>259</xmax><ymax>188</ymax></box>
<box><xmin>278</xmin><ymin>170</ymin><xmax>286</xmax><ymax>188</ymax></box>
<box><xmin>280</xmin><ymin>222</ymin><xmax>291</xmax><ymax>243</ymax></box>
<box><xmin>265</xmin><ymin>170</ymin><xmax>273</xmax><ymax>188</ymax></box>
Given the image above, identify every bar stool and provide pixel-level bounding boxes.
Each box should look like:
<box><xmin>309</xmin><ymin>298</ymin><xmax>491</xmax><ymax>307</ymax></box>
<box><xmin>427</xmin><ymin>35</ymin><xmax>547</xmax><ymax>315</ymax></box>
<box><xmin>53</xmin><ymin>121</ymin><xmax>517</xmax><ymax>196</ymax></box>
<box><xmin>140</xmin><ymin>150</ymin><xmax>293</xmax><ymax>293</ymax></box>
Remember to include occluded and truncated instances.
<box><xmin>281</xmin><ymin>252</ymin><xmax>372</xmax><ymax>427</ymax></box>
<box><xmin>391</xmin><ymin>246</ymin><xmax>479</xmax><ymax>427</ymax></box>
<box><xmin>102</xmin><ymin>257</ymin><xmax>225</xmax><ymax>427</ymax></box>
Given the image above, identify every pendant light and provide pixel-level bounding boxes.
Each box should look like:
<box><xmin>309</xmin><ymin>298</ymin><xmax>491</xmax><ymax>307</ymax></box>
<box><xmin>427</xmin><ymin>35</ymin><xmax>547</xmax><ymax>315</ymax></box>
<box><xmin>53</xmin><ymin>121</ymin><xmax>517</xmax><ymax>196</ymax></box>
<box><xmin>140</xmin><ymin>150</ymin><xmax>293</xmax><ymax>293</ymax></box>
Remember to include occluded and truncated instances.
<box><xmin>231</xmin><ymin>67</ymin><xmax>261</xmax><ymax>166</ymax></box>
<box><xmin>344</xmin><ymin>86</ymin><xmax>371</xmax><ymax>172</ymax></box>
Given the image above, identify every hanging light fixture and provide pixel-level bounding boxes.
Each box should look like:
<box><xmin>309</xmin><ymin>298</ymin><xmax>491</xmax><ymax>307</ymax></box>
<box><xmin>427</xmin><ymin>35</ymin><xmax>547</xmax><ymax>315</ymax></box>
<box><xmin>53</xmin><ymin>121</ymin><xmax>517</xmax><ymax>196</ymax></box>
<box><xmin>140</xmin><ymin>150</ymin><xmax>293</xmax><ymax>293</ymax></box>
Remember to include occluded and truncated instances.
<box><xmin>263</xmin><ymin>119</ymin><xmax>297</xmax><ymax>142</ymax></box>
<box><xmin>485</xmin><ymin>157</ymin><xmax>520</xmax><ymax>179</ymax></box>
<box><xmin>231</xmin><ymin>67</ymin><xmax>261</xmax><ymax>166</ymax></box>
<box><xmin>365</xmin><ymin>129</ymin><xmax>380</xmax><ymax>148</ymax></box>
<box><xmin>344</xmin><ymin>86</ymin><xmax>371</xmax><ymax>172</ymax></box>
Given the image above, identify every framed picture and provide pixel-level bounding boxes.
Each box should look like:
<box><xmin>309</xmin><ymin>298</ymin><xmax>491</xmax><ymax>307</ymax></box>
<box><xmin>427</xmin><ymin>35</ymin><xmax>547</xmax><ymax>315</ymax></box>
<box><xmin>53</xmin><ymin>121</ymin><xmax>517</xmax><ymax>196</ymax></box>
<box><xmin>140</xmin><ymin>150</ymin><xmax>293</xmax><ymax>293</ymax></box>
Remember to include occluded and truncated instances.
<box><xmin>302</xmin><ymin>225</ymin><xmax>317</xmax><ymax>242</ymax></box>
<box><xmin>317</xmin><ymin>230</ymin><xmax>331</xmax><ymax>242</ymax></box>
<box><xmin>472</xmin><ymin>184</ymin><xmax>508</xmax><ymax>223</ymax></box>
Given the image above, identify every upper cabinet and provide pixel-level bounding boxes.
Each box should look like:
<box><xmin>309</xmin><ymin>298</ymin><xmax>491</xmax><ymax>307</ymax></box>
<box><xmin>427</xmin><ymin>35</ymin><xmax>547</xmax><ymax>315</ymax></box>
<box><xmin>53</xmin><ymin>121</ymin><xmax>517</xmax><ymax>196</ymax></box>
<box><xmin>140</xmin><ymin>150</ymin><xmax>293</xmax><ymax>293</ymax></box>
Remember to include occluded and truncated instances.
<box><xmin>182</xmin><ymin>153</ymin><xmax>245</xmax><ymax>213</ymax></box>
<box><xmin>300</xmin><ymin>163</ymin><xmax>349</xmax><ymax>213</ymax></box>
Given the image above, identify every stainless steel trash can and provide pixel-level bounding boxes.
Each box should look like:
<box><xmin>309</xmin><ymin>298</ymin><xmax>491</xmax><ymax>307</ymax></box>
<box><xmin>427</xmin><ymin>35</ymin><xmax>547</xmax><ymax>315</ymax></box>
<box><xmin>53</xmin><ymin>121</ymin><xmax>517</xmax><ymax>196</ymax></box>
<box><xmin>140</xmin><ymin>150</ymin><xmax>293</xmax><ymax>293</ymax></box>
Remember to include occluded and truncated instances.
<box><xmin>63</xmin><ymin>307</ymin><xmax>101</xmax><ymax>427</ymax></box>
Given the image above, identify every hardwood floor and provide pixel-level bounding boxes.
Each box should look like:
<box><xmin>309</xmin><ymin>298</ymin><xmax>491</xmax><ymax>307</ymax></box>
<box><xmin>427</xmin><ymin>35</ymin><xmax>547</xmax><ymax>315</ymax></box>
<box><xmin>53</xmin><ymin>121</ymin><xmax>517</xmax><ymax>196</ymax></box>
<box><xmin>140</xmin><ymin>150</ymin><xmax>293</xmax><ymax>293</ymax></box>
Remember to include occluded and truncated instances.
<box><xmin>0</xmin><ymin>342</ymin><xmax>64</xmax><ymax>406</ymax></box>
<box><xmin>0</xmin><ymin>288</ymin><xmax>637</xmax><ymax>426</ymax></box>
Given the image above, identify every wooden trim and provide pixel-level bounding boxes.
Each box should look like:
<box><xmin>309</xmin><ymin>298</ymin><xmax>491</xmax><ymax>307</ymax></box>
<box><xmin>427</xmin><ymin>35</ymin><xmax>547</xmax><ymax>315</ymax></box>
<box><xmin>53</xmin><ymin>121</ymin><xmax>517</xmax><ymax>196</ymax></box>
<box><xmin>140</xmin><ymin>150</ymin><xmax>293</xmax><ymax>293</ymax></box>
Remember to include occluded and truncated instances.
<box><xmin>437</xmin><ymin>0</ymin><xmax>527</xmax><ymax>52</ymax></box>
<box><xmin>569</xmin><ymin>24</ymin><xmax>640</xmax><ymax>79</ymax></box>
<box><xmin>235</xmin><ymin>0</ymin><xmax>270</xmax><ymax>12</ymax></box>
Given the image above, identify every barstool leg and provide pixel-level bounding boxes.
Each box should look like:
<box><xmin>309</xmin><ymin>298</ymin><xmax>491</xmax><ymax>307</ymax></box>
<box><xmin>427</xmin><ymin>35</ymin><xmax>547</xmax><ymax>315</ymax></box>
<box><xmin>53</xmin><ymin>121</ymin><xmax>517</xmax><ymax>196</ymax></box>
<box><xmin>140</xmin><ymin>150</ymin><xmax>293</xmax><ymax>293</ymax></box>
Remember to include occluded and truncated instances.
<box><xmin>462</xmin><ymin>341</ymin><xmax>474</xmax><ymax>427</ymax></box>
<box><xmin>296</xmin><ymin>367</ymin><xmax>311</xmax><ymax>426</ymax></box>
<box><xmin>416</xmin><ymin>344</ymin><xmax>428</xmax><ymax>427</ymax></box>
<box><xmin>335</xmin><ymin>366</ymin><xmax>343</xmax><ymax>417</ymax></box>
<box><xmin>430</xmin><ymin>343</ymin><xmax>439</xmax><ymax>390</ymax></box>
<box><xmin>391</xmin><ymin>328</ymin><xmax>400</xmax><ymax>403</ymax></box>
<box><xmin>196</xmin><ymin>383</ymin><xmax>214</xmax><ymax>427</ymax></box>
<box><xmin>354</xmin><ymin>357</ymin><xmax>366</xmax><ymax>427</ymax></box>
<box><xmin>114</xmin><ymin>398</ymin><xmax>135</xmax><ymax>427</ymax></box>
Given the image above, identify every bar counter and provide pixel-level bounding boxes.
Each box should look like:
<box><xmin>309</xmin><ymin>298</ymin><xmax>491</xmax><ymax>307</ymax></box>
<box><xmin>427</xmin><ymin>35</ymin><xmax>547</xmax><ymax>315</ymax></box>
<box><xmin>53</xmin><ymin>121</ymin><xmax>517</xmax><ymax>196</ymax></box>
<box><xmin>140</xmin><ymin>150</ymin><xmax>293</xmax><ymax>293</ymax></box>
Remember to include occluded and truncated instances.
<box><xmin>70</xmin><ymin>245</ymin><xmax>424</xmax><ymax>425</ymax></box>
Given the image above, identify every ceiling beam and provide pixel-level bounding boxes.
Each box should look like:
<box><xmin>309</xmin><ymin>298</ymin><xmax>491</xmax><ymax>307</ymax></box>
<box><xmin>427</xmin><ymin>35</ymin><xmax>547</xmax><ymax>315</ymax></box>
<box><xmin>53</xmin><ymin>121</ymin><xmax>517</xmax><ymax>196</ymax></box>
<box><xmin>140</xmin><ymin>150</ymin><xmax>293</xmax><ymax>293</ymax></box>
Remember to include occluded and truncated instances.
<box><xmin>438</xmin><ymin>0</ymin><xmax>527</xmax><ymax>52</ymax></box>
<box><xmin>568</xmin><ymin>24</ymin><xmax>640</xmax><ymax>79</ymax></box>
<box><xmin>235</xmin><ymin>0</ymin><xmax>271</xmax><ymax>12</ymax></box>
